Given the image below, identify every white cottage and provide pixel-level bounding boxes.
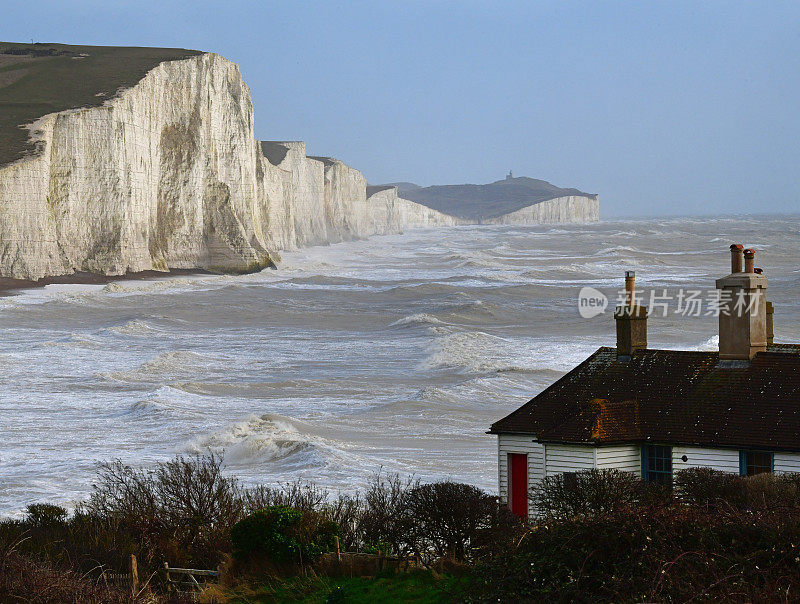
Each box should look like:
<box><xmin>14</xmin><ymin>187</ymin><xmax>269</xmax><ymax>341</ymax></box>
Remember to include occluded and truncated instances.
<box><xmin>490</xmin><ymin>244</ymin><xmax>800</xmax><ymax>518</ymax></box>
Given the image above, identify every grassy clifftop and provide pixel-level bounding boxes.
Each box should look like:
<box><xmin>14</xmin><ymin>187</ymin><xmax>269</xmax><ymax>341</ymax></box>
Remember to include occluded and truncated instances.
<box><xmin>0</xmin><ymin>42</ymin><xmax>202</xmax><ymax>167</ymax></box>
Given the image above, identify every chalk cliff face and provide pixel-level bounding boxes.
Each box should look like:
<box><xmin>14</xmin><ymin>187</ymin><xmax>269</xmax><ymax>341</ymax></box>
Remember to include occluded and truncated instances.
<box><xmin>365</xmin><ymin>187</ymin><xmax>462</xmax><ymax>233</ymax></box>
<box><xmin>0</xmin><ymin>53</ymin><xmax>458</xmax><ymax>280</ymax></box>
<box><xmin>0</xmin><ymin>53</ymin><xmax>272</xmax><ymax>279</ymax></box>
<box><xmin>0</xmin><ymin>51</ymin><xmax>596</xmax><ymax>281</ymax></box>
<box><xmin>482</xmin><ymin>195</ymin><xmax>600</xmax><ymax>225</ymax></box>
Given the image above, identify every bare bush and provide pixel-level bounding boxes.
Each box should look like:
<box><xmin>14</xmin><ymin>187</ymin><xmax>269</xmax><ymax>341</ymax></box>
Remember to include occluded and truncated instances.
<box><xmin>358</xmin><ymin>471</ymin><xmax>419</xmax><ymax>556</ymax></box>
<box><xmin>84</xmin><ymin>459</ymin><xmax>163</xmax><ymax>534</ymax></box>
<box><xmin>0</xmin><ymin>543</ymin><xmax>129</xmax><ymax>603</ymax></box>
<box><xmin>673</xmin><ymin>467</ymin><xmax>742</xmax><ymax>508</ymax></box>
<box><xmin>154</xmin><ymin>453</ymin><xmax>242</xmax><ymax>561</ymax></box>
<box><xmin>530</xmin><ymin>468</ymin><xmax>661</xmax><ymax>520</ymax></box>
<box><xmin>675</xmin><ymin>467</ymin><xmax>800</xmax><ymax>511</ymax></box>
<box><xmin>321</xmin><ymin>492</ymin><xmax>362</xmax><ymax>551</ymax></box>
<box><xmin>404</xmin><ymin>481</ymin><xmax>495</xmax><ymax>562</ymax></box>
<box><xmin>84</xmin><ymin>453</ymin><xmax>243</xmax><ymax>569</ymax></box>
<box><xmin>243</xmin><ymin>480</ymin><xmax>329</xmax><ymax>513</ymax></box>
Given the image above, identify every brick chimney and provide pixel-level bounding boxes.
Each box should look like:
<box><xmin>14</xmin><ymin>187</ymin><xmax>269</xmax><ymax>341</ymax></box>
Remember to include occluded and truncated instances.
<box><xmin>615</xmin><ymin>270</ymin><xmax>647</xmax><ymax>359</ymax></box>
<box><xmin>715</xmin><ymin>245</ymin><xmax>768</xmax><ymax>361</ymax></box>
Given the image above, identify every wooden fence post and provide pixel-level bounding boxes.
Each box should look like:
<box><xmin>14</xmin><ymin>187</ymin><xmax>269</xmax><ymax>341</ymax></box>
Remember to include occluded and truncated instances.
<box><xmin>334</xmin><ymin>536</ymin><xmax>341</xmax><ymax>562</ymax></box>
<box><xmin>130</xmin><ymin>554</ymin><xmax>138</xmax><ymax>597</ymax></box>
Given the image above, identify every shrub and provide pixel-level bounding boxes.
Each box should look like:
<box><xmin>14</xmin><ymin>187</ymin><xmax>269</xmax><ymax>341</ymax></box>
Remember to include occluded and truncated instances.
<box><xmin>0</xmin><ymin>548</ymin><xmax>128</xmax><ymax>603</ymax></box>
<box><xmin>321</xmin><ymin>492</ymin><xmax>362</xmax><ymax>552</ymax></box>
<box><xmin>24</xmin><ymin>504</ymin><xmax>68</xmax><ymax>527</ymax></box>
<box><xmin>84</xmin><ymin>453</ymin><xmax>242</xmax><ymax>568</ymax></box>
<box><xmin>674</xmin><ymin>468</ymin><xmax>800</xmax><ymax>512</ymax></box>
<box><xmin>243</xmin><ymin>481</ymin><xmax>329</xmax><ymax>513</ymax></box>
<box><xmin>405</xmin><ymin>481</ymin><xmax>495</xmax><ymax>562</ymax></box>
<box><xmin>358</xmin><ymin>472</ymin><xmax>418</xmax><ymax>557</ymax></box>
<box><xmin>243</xmin><ymin>480</ymin><xmax>362</xmax><ymax>551</ymax></box>
<box><xmin>470</xmin><ymin>467</ymin><xmax>800</xmax><ymax>602</ymax></box>
<box><xmin>530</xmin><ymin>468</ymin><xmax>662</xmax><ymax>520</ymax></box>
<box><xmin>230</xmin><ymin>506</ymin><xmax>338</xmax><ymax>564</ymax></box>
<box><xmin>673</xmin><ymin>467</ymin><xmax>744</xmax><ymax>508</ymax></box>
<box><xmin>470</xmin><ymin>501</ymin><xmax>800</xmax><ymax>602</ymax></box>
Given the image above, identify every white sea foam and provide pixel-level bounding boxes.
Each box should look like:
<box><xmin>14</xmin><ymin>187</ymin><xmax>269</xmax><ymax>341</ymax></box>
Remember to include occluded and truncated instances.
<box><xmin>3</xmin><ymin>217</ymin><xmax>799</xmax><ymax>514</ymax></box>
<box><xmin>692</xmin><ymin>335</ymin><xmax>720</xmax><ymax>351</ymax></box>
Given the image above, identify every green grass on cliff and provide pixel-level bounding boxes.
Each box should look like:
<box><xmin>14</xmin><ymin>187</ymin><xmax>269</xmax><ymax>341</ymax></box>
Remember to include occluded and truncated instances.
<box><xmin>0</xmin><ymin>42</ymin><xmax>202</xmax><ymax>168</ymax></box>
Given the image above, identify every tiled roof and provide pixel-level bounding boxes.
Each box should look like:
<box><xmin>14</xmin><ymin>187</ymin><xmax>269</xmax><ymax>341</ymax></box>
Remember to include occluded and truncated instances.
<box><xmin>490</xmin><ymin>344</ymin><xmax>800</xmax><ymax>451</ymax></box>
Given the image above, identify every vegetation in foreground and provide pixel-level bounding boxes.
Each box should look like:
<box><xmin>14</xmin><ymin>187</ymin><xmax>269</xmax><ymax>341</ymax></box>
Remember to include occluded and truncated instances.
<box><xmin>226</xmin><ymin>570</ymin><xmax>468</xmax><ymax>604</ymax></box>
<box><xmin>4</xmin><ymin>456</ymin><xmax>800</xmax><ymax>602</ymax></box>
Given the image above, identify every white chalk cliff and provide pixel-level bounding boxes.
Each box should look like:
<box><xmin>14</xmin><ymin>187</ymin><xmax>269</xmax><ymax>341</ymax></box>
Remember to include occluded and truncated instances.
<box><xmin>483</xmin><ymin>195</ymin><xmax>600</xmax><ymax>225</ymax></box>
<box><xmin>0</xmin><ymin>52</ymin><xmax>592</xmax><ymax>281</ymax></box>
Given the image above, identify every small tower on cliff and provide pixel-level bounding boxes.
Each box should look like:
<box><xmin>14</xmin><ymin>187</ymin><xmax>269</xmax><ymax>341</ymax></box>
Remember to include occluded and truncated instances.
<box><xmin>506</xmin><ymin>170</ymin><xmax>513</xmax><ymax>180</ymax></box>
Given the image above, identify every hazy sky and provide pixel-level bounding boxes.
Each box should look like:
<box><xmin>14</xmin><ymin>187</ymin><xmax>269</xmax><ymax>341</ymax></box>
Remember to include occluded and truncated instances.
<box><xmin>3</xmin><ymin>1</ymin><xmax>799</xmax><ymax>216</ymax></box>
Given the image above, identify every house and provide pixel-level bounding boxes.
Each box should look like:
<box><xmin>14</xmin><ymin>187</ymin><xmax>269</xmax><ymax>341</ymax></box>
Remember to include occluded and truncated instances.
<box><xmin>490</xmin><ymin>244</ymin><xmax>800</xmax><ymax>518</ymax></box>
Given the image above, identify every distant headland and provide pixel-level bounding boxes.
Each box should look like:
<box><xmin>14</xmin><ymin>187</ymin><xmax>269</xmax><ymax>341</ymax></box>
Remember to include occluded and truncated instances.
<box><xmin>381</xmin><ymin>174</ymin><xmax>599</xmax><ymax>222</ymax></box>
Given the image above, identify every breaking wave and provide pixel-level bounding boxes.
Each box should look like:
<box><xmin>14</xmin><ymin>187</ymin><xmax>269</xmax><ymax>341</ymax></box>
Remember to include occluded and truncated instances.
<box><xmin>127</xmin><ymin>386</ymin><xmax>202</xmax><ymax>418</ymax></box>
<box><xmin>425</xmin><ymin>330</ymin><xmax>599</xmax><ymax>374</ymax></box>
<box><xmin>692</xmin><ymin>335</ymin><xmax>720</xmax><ymax>351</ymax></box>
<box><xmin>103</xmin><ymin>319</ymin><xmax>160</xmax><ymax>336</ymax></box>
<box><xmin>390</xmin><ymin>313</ymin><xmax>444</xmax><ymax>328</ymax></box>
<box><xmin>188</xmin><ymin>414</ymin><xmax>318</xmax><ymax>466</ymax></box>
<box><xmin>184</xmin><ymin>413</ymin><xmax>369</xmax><ymax>471</ymax></box>
<box><xmin>106</xmin><ymin>350</ymin><xmax>221</xmax><ymax>382</ymax></box>
<box><xmin>425</xmin><ymin>331</ymin><xmax>535</xmax><ymax>373</ymax></box>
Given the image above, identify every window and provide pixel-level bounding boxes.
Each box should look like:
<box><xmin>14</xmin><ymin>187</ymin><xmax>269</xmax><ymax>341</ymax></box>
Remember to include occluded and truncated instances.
<box><xmin>740</xmin><ymin>451</ymin><xmax>773</xmax><ymax>476</ymax></box>
<box><xmin>642</xmin><ymin>445</ymin><xmax>673</xmax><ymax>484</ymax></box>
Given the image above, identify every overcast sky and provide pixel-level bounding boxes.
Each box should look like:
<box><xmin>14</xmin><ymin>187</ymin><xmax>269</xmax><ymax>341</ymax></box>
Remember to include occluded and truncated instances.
<box><xmin>3</xmin><ymin>1</ymin><xmax>799</xmax><ymax>217</ymax></box>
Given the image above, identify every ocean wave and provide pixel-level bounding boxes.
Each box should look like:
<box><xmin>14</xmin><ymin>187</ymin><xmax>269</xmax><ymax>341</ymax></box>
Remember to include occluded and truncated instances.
<box><xmin>39</xmin><ymin>333</ymin><xmax>107</xmax><ymax>349</ymax></box>
<box><xmin>185</xmin><ymin>413</ymin><xmax>354</xmax><ymax>469</ymax></box>
<box><xmin>425</xmin><ymin>330</ymin><xmax>599</xmax><ymax>374</ymax></box>
<box><xmin>390</xmin><ymin>282</ymin><xmax>461</xmax><ymax>296</ymax></box>
<box><xmin>127</xmin><ymin>386</ymin><xmax>201</xmax><ymax>417</ymax></box>
<box><xmin>188</xmin><ymin>415</ymin><xmax>316</xmax><ymax>464</ymax></box>
<box><xmin>691</xmin><ymin>335</ymin><xmax>719</xmax><ymax>351</ymax></box>
<box><xmin>103</xmin><ymin>319</ymin><xmax>159</xmax><ymax>336</ymax></box>
<box><xmin>140</xmin><ymin>350</ymin><xmax>216</xmax><ymax>373</ymax></box>
<box><xmin>425</xmin><ymin>331</ymin><xmax>532</xmax><ymax>373</ymax></box>
<box><xmin>101</xmin><ymin>278</ymin><xmax>195</xmax><ymax>295</ymax></box>
<box><xmin>106</xmin><ymin>350</ymin><xmax>220</xmax><ymax>382</ymax></box>
<box><xmin>593</xmin><ymin>245</ymin><xmax>649</xmax><ymax>256</ymax></box>
<box><xmin>390</xmin><ymin>313</ymin><xmax>445</xmax><ymax>328</ymax></box>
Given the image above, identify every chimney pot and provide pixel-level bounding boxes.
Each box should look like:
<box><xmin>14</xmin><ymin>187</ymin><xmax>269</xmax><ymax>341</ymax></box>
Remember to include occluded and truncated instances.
<box><xmin>624</xmin><ymin>271</ymin><xmax>635</xmax><ymax>306</ymax></box>
<box><xmin>730</xmin><ymin>243</ymin><xmax>744</xmax><ymax>273</ymax></box>
<box><xmin>744</xmin><ymin>249</ymin><xmax>755</xmax><ymax>273</ymax></box>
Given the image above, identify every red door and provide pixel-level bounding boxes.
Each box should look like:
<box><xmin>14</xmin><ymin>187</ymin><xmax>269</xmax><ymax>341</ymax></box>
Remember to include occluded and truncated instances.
<box><xmin>509</xmin><ymin>453</ymin><xmax>528</xmax><ymax>519</ymax></box>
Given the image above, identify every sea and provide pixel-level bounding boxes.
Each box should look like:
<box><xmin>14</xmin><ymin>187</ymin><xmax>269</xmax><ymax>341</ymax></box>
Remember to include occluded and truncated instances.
<box><xmin>1</xmin><ymin>215</ymin><xmax>798</xmax><ymax>516</ymax></box>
